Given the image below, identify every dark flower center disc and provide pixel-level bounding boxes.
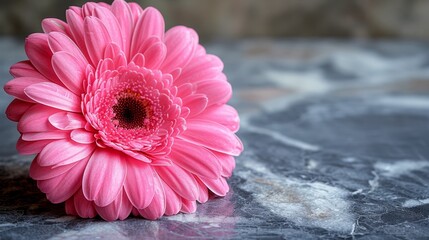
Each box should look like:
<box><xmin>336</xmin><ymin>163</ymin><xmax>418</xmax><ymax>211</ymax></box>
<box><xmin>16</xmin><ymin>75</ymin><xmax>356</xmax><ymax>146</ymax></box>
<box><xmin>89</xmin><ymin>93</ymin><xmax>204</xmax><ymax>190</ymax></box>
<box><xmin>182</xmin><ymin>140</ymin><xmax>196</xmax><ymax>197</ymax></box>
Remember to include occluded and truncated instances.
<box><xmin>113</xmin><ymin>97</ymin><xmax>147</xmax><ymax>129</ymax></box>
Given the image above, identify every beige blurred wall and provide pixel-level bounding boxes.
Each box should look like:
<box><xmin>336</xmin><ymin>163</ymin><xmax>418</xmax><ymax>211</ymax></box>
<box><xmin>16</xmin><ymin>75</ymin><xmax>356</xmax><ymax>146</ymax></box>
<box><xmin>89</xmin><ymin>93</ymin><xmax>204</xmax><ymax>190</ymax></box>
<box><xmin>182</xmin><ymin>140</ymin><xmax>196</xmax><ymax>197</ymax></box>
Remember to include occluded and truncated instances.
<box><xmin>1</xmin><ymin>0</ymin><xmax>429</xmax><ymax>41</ymax></box>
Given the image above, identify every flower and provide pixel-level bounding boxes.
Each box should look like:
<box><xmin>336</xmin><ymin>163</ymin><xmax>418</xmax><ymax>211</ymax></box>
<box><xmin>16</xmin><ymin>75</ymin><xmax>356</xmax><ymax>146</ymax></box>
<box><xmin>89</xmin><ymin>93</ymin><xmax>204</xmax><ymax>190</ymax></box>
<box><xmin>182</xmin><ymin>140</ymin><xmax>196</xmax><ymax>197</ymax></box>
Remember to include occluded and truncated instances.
<box><xmin>4</xmin><ymin>0</ymin><xmax>242</xmax><ymax>221</ymax></box>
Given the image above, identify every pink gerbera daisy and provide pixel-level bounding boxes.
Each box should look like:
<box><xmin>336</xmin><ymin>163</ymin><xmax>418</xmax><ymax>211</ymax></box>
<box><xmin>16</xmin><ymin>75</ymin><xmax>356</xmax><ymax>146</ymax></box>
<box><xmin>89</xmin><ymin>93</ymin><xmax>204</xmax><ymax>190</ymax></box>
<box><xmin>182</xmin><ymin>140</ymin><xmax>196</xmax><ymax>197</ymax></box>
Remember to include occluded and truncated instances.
<box><xmin>4</xmin><ymin>0</ymin><xmax>242</xmax><ymax>221</ymax></box>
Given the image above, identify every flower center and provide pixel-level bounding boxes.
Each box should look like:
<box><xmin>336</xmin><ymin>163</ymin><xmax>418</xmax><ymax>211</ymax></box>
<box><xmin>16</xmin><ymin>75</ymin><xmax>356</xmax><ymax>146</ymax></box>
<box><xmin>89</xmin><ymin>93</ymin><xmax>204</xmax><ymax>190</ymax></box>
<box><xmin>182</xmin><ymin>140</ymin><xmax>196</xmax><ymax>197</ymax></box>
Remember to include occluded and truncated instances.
<box><xmin>112</xmin><ymin>96</ymin><xmax>147</xmax><ymax>129</ymax></box>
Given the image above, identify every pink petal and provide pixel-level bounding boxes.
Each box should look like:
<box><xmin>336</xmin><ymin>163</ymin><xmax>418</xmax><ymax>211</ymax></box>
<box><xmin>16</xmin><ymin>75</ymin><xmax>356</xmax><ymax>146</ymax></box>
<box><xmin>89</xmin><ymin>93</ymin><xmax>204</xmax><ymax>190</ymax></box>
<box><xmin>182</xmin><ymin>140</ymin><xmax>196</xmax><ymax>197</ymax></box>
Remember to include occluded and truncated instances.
<box><xmin>84</xmin><ymin>16</ymin><xmax>111</xmax><ymax>66</ymax></box>
<box><xmin>95</xmin><ymin>190</ymin><xmax>132</xmax><ymax>221</ymax></box>
<box><xmin>65</xmin><ymin>9</ymin><xmax>89</xmax><ymax>60</ymax></box>
<box><xmin>9</xmin><ymin>61</ymin><xmax>45</xmax><ymax>79</ymax></box>
<box><xmin>195</xmin><ymin>178</ymin><xmax>209</xmax><ymax>203</ymax></box>
<box><xmin>162</xmin><ymin>181</ymin><xmax>182</xmax><ymax>216</ymax></box>
<box><xmin>180</xmin><ymin>199</ymin><xmax>197</xmax><ymax>214</ymax></box>
<box><xmin>128</xmin><ymin>3</ymin><xmax>144</xmax><ymax>22</ymax></box>
<box><xmin>111</xmin><ymin>0</ymin><xmax>134</xmax><ymax>57</ymax></box>
<box><xmin>22</xmin><ymin>131</ymin><xmax>69</xmax><ymax>141</ymax></box>
<box><xmin>130</xmin><ymin>7</ymin><xmax>164</xmax><ymax>57</ymax></box>
<box><xmin>16</xmin><ymin>137</ymin><xmax>53</xmax><ymax>155</ymax></box>
<box><xmin>180</xmin><ymin>120</ymin><xmax>243</xmax><ymax>156</ymax></box>
<box><xmin>122</xmin><ymin>149</ymin><xmax>151</xmax><ymax>163</ymax></box>
<box><xmin>143</xmin><ymin>41</ymin><xmax>166</xmax><ymax>70</ymax></box>
<box><xmin>48</xmin><ymin>112</ymin><xmax>86</xmax><ymax>130</ymax></box>
<box><xmin>30</xmin><ymin>157</ymin><xmax>79</xmax><ymax>180</ymax></box>
<box><xmin>4</xmin><ymin>77</ymin><xmax>48</xmax><ymax>102</ymax></box>
<box><xmin>195</xmin><ymin>105</ymin><xmax>240</xmax><ymax>132</ymax></box>
<box><xmin>5</xmin><ymin>99</ymin><xmax>33</xmax><ymax>122</ymax></box>
<box><xmin>93</xmin><ymin>6</ymin><xmax>123</xmax><ymax>50</ymax></box>
<box><xmin>138</xmin><ymin>172</ymin><xmax>165</xmax><ymax>220</ymax></box>
<box><xmin>103</xmin><ymin>43</ymin><xmax>122</xmax><ymax>60</ymax></box>
<box><xmin>199</xmin><ymin>177</ymin><xmax>229</xmax><ymax>197</ymax></box>
<box><xmin>170</xmin><ymin>139</ymin><xmax>221</xmax><ymax>179</ymax></box>
<box><xmin>70</xmin><ymin>129</ymin><xmax>95</xmax><ymax>144</ymax></box>
<box><xmin>42</xmin><ymin>18</ymin><xmax>69</xmax><ymax>34</ymax></box>
<box><xmin>38</xmin><ymin>156</ymin><xmax>88</xmax><ymax>203</ymax></box>
<box><xmin>196</xmin><ymin>79</ymin><xmax>232</xmax><ymax>106</ymax></box>
<box><xmin>156</xmin><ymin>163</ymin><xmax>199</xmax><ymax>201</ymax></box>
<box><xmin>124</xmin><ymin>159</ymin><xmax>154</xmax><ymax>209</ymax></box>
<box><xmin>24</xmin><ymin>82</ymin><xmax>81</xmax><ymax>112</ymax></box>
<box><xmin>25</xmin><ymin>33</ymin><xmax>62</xmax><ymax>85</ymax></box>
<box><xmin>74</xmin><ymin>189</ymin><xmax>97</xmax><ymax>218</ymax></box>
<box><xmin>215</xmin><ymin>152</ymin><xmax>236</xmax><ymax>178</ymax></box>
<box><xmin>160</xmin><ymin>26</ymin><xmax>197</xmax><ymax>73</ymax></box>
<box><xmin>52</xmin><ymin>51</ymin><xmax>86</xmax><ymax>94</ymax></box>
<box><xmin>182</xmin><ymin>94</ymin><xmax>208</xmax><ymax>118</ymax></box>
<box><xmin>176</xmin><ymin>54</ymin><xmax>223</xmax><ymax>85</ymax></box>
<box><xmin>65</xmin><ymin>198</ymin><xmax>78</xmax><ymax>216</ymax></box>
<box><xmin>82</xmin><ymin>149</ymin><xmax>127</xmax><ymax>207</ymax></box>
<box><xmin>18</xmin><ymin>104</ymin><xmax>59</xmax><ymax>133</ymax></box>
<box><xmin>48</xmin><ymin>32</ymin><xmax>88</xmax><ymax>66</ymax></box>
<box><xmin>131</xmin><ymin>53</ymin><xmax>145</xmax><ymax>67</ymax></box>
<box><xmin>38</xmin><ymin>139</ymin><xmax>95</xmax><ymax>167</ymax></box>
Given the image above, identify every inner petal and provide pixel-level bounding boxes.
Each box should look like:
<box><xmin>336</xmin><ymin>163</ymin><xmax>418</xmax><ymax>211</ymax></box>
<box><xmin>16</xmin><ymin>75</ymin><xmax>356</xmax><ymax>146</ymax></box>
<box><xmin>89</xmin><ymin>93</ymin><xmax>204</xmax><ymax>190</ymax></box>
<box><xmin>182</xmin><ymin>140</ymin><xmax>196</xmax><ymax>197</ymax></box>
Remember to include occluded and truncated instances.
<box><xmin>113</xmin><ymin>96</ymin><xmax>147</xmax><ymax>129</ymax></box>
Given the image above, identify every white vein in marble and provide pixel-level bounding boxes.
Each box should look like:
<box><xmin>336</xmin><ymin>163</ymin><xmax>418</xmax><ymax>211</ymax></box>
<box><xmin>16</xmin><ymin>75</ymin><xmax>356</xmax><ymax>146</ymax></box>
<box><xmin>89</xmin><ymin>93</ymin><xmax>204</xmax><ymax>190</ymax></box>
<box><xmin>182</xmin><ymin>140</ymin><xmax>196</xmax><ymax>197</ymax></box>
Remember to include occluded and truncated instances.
<box><xmin>375</xmin><ymin>160</ymin><xmax>429</xmax><ymax>177</ymax></box>
<box><xmin>238</xmin><ymin>160</ymin><xmax>355</xmax><ymax>233</ymax></box>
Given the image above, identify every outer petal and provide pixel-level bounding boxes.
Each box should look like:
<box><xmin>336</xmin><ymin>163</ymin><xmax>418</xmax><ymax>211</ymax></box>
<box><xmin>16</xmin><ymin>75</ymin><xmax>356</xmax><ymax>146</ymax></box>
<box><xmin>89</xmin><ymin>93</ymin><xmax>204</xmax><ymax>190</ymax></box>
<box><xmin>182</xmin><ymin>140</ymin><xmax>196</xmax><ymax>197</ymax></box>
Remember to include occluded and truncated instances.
<box><xmin>175</xmin><ymin>54</ymin><xmax>223</xmax><ymax>85</ymax></box>
<box><xmin>194</xmin><ymin>105</ymin><xmax>240</xmax><ymax>132</ymax></box>
<box><xmin>30</xmin><ymin>157</ymin><xmax>79</xmax><ymax>180</ymax></box>
<box><xmin>22</xmin><ymin>131</ymin><xmax>69</xmax><ymax>141</ymax></box>
<box><xmin>162</xmin><ymin>181</ymin><xmax>182</xmax><ymax>216</ymax></box>
<box><xmin>84</xmin><ymin>17</ymin><xmax>111</xmax><ymax>66</ymax></box>
<box><xmin>25</xmin><ymin>33</ymin><xmax>62</xmax><ymax>85</ymax></box>
<box><xmin>199</xmin><ymin>177</ymin><xmax>229</xmax><ymax>197</ymax></box>
<box><xmin>82</xmin><ymin>149</ymin><xmax>127</xmax><ymax>207</ymax></box>
<box><xmin>182</xmin><ymin>94</ymin><xmax>208</xmax><ymax>118</ymax></box>
<box><xmin>38</xmin><ymin>139</ymin><xmax>95</xmax><ymax>167</ymax></box>
<box><xmin>42</xmin><ymin>18</ymin><xmax>69</xmax><ymax>34</ymax></box>
<box><xmin>5</xmin><ymin>99</ymin><xmax>33</xmax><ymax>122</ymax></box>
<box><xmin>124</xmin><ymin>159</ymin><xmax>155</xmax><ymax>209</ymax></box>
<box><xmin>180</xmin><ymin>120</ymin><xmax>243</xmax><ymax>156</ymax></box>
<box><xmin>196</xmin><ymin>79</ymin><xmax>232</xmax><ymax>106</ymax></box>
<box><xmin>74</xmin><ymin>189</ymin><xmax>97</xmax><ymax>218</ymax></box>
<box><xmin>16</xmin><ymin>138</ymin><xmax>53</xmax><ymax>155</ymax></box>
<box><xmin>18</xmin><ymin>104</ymin><xmax>59</xmax><ymax>133</ymax></box>
<box><xmin>180</xmin><ymin>199</ymin><xmax>197</xmax><ymax>214</ymax></box>
<box><xmin>4</xmin><ymin>77</ymin><xmax>48</xmax><ymax>102</ymax></box>
<box><xmin>52</xmin><ymin>51</ymin><xmax>86</xmax><ymax>94</ymax></box>
<box><xmin>65</xmin><ymin>9</ymin><xmax>89</xmax><ymax>60</ymax></box>
<box><xmin>170</xmin><ymin>139</ymin><xmax>221</xmax><ymax>179</ymax></box>
<box><xmin>37</xmin><ymin>156</ymin><xmax>88</xmax><ymax>203</ymax></box>
<box><xmin>160</xmin><ymin>26</ymin><xmax>196</xmax><ymax>73</ymax></box>
<box><xmin>9</xmin><ymin>61</ymin><xmax>45</xmax><ymax>79</ymax></box>
<box><xmin>112</xmin><ymin>0</ymin><xmax>134</xmax><ymax>57</ymax></box>
<box><xmin>24</xmin><ymin>82</ymin><xmax>81</xmax><ymax>112</ymax></box>
<box><xmin>156</xmin><ymin>164</ymin><xmax>199</xmax><ymax>201</ymax></box>
<box><xmin>48</xmin><ymin>32</ymin><xmax>88</xmax><ymax>66</ymax></box>
<box><xmin>95</xmin><ymin>190</ymin><xmax>132</xmax><ymax>221</ymax></box>
<box><xmin>138</xmin><ymin>171</ymin><xmax>166</xmax><ymax>220</ymax></box>
<box><xmin>93</xmin><ymin>6</ymin><xmax>123</xmax><ymax>50</ymax></box>
<box><xmin>130</xmin><ymin>7</ymin><xmax>165</xmax><ymax>57</ymax></box>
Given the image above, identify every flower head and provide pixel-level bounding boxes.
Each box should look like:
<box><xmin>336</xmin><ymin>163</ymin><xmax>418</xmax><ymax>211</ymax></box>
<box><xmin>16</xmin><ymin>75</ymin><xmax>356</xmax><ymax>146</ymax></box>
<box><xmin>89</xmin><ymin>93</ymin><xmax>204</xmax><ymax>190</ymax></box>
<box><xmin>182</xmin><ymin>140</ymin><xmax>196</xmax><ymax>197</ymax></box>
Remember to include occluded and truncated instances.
<box><xmin>4</xmin><ymin>0</ymin><xmax>242</xmax><ymax>221</ymax></box>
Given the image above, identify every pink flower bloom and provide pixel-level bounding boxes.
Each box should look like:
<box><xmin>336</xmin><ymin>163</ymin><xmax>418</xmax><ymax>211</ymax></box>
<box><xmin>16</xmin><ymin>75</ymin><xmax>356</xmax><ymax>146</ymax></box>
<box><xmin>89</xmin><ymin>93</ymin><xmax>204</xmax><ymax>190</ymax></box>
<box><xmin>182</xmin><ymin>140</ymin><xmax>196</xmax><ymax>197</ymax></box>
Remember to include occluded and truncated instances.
<box><xmin>4</xmin><ymin>0</ymin><xmax>242</xmax><ymax>221</ymax></box>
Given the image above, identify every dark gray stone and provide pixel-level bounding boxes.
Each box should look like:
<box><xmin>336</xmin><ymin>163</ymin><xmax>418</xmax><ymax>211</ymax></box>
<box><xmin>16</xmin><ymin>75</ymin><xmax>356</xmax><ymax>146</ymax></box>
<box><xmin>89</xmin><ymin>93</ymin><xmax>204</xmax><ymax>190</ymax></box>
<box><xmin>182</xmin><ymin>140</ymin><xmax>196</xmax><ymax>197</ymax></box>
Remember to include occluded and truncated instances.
<box><xmin>1</xmin><ymin>38</ymin><xmax>429</xmax><ymax>239</ymax></box>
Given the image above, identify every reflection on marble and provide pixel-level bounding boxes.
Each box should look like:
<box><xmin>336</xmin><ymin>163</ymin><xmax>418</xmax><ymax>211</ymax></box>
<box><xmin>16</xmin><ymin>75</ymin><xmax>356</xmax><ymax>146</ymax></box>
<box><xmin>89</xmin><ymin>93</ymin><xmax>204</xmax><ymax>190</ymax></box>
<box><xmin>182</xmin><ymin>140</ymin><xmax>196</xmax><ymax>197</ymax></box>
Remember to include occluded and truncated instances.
<box><xmin>1</xmin><ymin>38</ymin><xmax>429</xmax><ymax>239</ymax></box>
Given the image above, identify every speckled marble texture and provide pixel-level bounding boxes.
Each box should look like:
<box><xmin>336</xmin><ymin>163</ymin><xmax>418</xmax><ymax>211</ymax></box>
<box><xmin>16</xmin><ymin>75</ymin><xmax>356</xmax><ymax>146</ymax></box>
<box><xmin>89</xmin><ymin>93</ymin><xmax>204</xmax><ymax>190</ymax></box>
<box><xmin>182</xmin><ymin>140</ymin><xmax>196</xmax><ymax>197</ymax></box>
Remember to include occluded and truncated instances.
<box><xmin>1</xmin><ymin>38</ymin><xmax>429</xmax><ymax>239</ymax></box>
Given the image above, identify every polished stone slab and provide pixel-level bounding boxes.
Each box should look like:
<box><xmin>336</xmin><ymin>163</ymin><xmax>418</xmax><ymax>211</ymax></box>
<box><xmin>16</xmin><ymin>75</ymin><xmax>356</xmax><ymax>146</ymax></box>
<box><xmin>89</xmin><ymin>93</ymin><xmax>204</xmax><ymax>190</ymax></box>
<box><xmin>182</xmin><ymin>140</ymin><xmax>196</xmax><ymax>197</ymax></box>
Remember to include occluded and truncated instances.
<box><xmin>1</xmin><ymin>38</ymin><xmax>429</xmax><ymax>239</ymax></box>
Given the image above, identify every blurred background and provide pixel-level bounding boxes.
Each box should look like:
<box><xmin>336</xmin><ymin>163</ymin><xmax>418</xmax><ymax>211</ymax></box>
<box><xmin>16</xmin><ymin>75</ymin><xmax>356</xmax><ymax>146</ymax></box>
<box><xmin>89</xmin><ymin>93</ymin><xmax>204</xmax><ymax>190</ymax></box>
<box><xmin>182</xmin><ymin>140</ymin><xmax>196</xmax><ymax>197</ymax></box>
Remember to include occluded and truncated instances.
<box><xmin>2</xmin><ymin>0</ymin><xmax>429</xmax><ymax>42</ymax></box>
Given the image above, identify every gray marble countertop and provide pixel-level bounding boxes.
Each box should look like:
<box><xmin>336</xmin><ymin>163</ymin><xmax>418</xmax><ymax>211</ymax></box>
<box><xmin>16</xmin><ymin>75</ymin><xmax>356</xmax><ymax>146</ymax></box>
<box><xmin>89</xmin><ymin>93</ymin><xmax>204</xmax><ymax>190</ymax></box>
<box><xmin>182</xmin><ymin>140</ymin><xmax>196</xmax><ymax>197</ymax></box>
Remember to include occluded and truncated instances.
<box><xmin>1</xmin><ymin>38</ymin><xmax>429</xmax><ymax>239</ymax></box>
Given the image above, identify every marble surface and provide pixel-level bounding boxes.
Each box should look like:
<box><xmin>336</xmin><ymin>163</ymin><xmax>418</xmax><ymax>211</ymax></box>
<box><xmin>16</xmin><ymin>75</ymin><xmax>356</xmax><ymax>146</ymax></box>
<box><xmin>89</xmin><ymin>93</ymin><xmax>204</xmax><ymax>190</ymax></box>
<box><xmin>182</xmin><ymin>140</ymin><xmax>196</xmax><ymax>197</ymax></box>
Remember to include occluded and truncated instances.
<box><xmin>1</xmin><ymin>38</ymin><xmax>429</xmax><ymax>239</ymax></box>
